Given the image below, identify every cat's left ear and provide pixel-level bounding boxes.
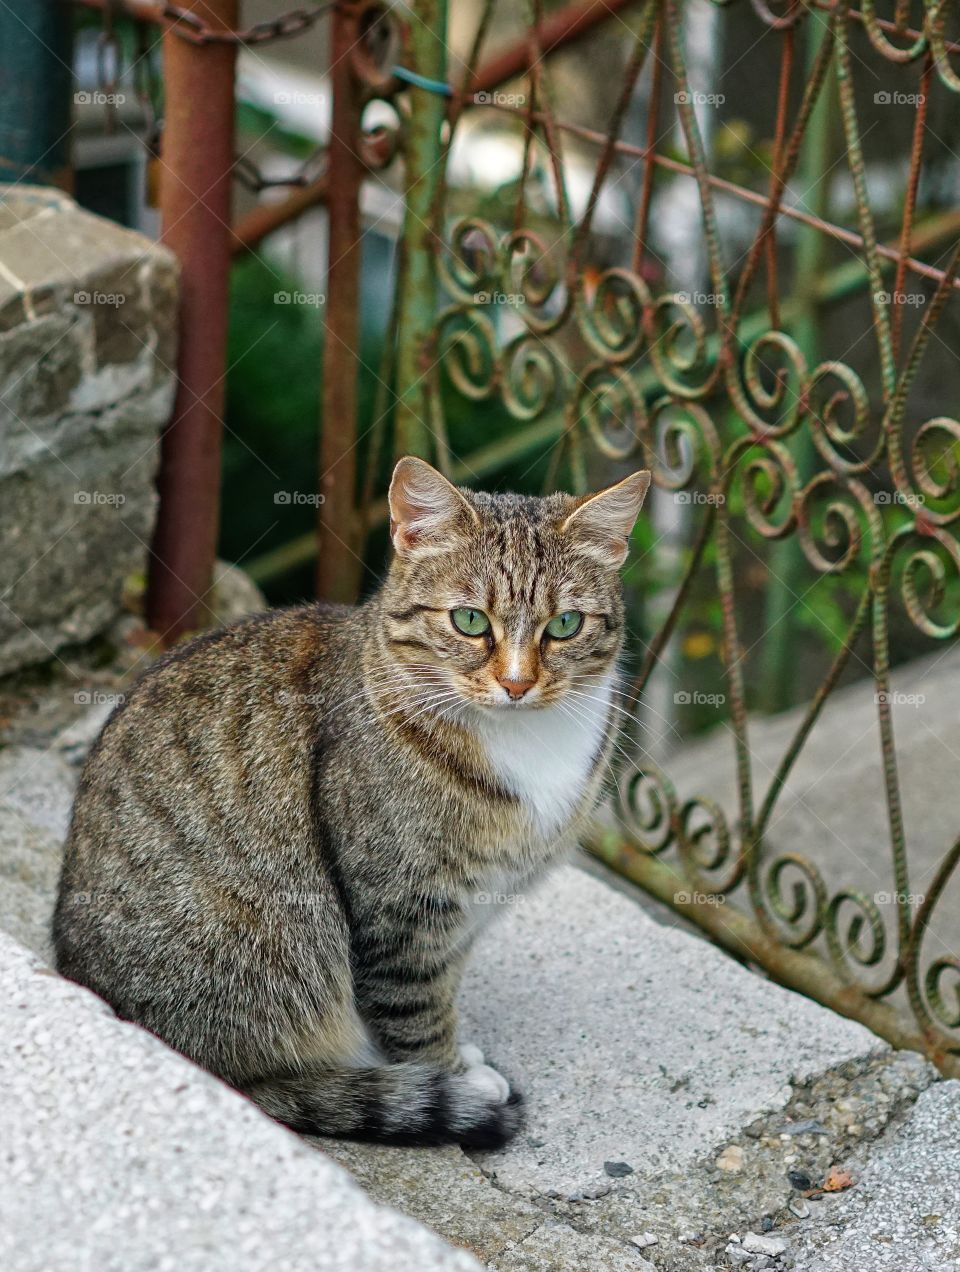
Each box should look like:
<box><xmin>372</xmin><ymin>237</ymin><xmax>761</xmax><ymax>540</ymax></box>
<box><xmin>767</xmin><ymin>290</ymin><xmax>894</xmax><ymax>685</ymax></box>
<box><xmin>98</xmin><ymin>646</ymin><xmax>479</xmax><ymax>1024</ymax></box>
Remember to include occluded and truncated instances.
<box><xmin>388</xmin><ymin>456</ymin><xmax>478</xmax><ymax>556</ymax></box>
<box><xmin>562</xmin><ymin>470</ymin><xmax>652</xmax><ymax>567</ymax></box>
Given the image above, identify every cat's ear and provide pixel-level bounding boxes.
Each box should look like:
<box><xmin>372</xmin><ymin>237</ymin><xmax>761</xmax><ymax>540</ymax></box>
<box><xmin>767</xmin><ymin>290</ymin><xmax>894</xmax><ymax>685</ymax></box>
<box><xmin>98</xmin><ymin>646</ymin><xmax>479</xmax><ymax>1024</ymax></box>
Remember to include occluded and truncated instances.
<box><xmin>562</xmin><ymin>470</ymin><xmax>651</xmax><ymax>567</ymax></box>
<box><xmin>388</xmin><ymin>457</ymin><xmax>477</xmax><ymax>555</ymax></box>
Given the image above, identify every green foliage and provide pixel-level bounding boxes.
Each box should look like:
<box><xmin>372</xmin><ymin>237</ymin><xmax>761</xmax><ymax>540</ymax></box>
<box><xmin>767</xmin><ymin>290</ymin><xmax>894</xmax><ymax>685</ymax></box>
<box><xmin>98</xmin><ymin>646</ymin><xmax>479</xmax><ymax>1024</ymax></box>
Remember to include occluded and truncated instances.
<box><xmin>223</xmin><ymin>255</ymin><xmax>321</xmax><ymax>587</ymax></box>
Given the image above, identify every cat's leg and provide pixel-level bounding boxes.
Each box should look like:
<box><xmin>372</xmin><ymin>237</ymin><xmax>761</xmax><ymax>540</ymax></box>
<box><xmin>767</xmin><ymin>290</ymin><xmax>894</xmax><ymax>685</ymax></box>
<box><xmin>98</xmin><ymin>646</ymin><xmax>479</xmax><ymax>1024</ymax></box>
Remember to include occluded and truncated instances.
<box><xmin>354</xmin><ymin>951</ymin><xmax>512</xmax><ymax>1103</ymax></box>
<box><xmin>355</xmin><ymin>955</ymin><xmax>461</xmax><ymax>1068</ymax></box>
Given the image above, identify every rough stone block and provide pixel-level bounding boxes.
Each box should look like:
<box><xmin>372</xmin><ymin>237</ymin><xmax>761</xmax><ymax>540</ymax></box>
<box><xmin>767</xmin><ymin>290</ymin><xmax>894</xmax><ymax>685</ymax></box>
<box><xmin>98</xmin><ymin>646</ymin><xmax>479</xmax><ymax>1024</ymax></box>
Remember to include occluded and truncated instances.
<box><xmin>0</xmin><ymin>185</ymin><xmax>178</xmax><ymax>675</ymax></box>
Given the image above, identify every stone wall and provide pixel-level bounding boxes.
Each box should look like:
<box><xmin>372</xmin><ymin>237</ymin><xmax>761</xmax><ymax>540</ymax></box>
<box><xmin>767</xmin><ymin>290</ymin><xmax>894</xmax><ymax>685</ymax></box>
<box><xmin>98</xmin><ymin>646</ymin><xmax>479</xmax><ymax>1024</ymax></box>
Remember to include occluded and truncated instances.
<box><xmin>0</xmin><ymin>186</ymin><xmax>177</xmax><ymax>675</ymax></box>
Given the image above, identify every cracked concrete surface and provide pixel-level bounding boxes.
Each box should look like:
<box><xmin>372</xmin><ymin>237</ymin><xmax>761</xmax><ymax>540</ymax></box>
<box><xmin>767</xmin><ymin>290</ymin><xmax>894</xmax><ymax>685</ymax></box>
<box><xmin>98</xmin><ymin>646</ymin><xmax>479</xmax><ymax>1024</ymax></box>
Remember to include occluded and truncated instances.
<box><xmin>323</xmin><ymin>866</ymin><xmax>940</xmax><ymax>1271</ymax></box>
<box><xmin>0</xmin><ymin>671</ymin><xmax>954</xmax><ymax>1271</ymax></box>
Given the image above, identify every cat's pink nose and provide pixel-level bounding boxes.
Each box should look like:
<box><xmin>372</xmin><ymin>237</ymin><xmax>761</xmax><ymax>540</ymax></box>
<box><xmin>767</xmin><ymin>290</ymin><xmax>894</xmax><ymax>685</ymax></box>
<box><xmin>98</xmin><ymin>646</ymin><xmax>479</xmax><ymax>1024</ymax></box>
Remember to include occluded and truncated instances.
<box><xmin>498</xmin><ymin>677</ymin><xmax>536</xmax><ymax>700</ymax></box>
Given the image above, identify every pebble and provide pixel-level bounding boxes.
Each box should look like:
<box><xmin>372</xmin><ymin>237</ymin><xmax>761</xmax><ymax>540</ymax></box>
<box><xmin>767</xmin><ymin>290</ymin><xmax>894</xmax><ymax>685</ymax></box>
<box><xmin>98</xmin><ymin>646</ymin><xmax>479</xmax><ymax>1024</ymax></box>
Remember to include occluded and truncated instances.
<box><xmin>603</xmin><ymin>1160</ymin><xmax>634</xmax><ymax>1178</ymax></box>
<box><xmin>629</xmin><ymin>1233</ymin><xmax>657</xmax><ymax>1249</ymax></box>
<box><xmin>789</xmin><ymin>1198</ymin><xmax>811</xmax><ymax>1219</ymax></box>
<box><xmin>716</xmin><ymin>1144</ymin><xmax>745</xmax><ymax>1172</ymax></box>
<box><xmin>725</xmin><ymin>1246</ymin><xmax>753</xmax><ymax>1266</ymax></box>
<box><xmin>779</xmin><ymin>1118</ymin><xmax>829</xmax><ymax>1136</ymax></box>
<box><xmin>582</xmin><ymin>1184</ymin><xmax>612</xmax><ymax>1200</ymax></box>
<box><xmin>742</xmin><ymin>1231</ymin><xmax>788</xmax><ymax>1256</ymax></box>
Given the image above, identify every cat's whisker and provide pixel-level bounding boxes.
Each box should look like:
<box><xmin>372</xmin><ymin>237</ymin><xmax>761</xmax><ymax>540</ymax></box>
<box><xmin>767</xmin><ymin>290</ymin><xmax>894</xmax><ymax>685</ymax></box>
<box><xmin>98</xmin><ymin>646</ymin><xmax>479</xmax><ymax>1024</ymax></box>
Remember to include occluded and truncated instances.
<box><xmin>328</xmin><ymin>668</ymin><xmax>451</xmax><ymax>717</ymax></box>
<box><xmin>554</xmin><ymin>696</ymin><xmax>634</xmax><ymax>765</ymax></box>
<box><xmin>564</xmin><ymin>688</ymin><xmax>639</xmax><ymax>726</ymax></box>
<box><xmin>565</xmin><ymin>685</ymin><xmax>683</xmax><ymax>746</ymax></box>
<box><xmin>606</xmin><ymin>681</ymin><xmax>688</xmax><ymax>741</ymax></box>
<box><xmin>379</xmin><ymin>690</ymin><xmax>465</xmax><ymax>728</ymax></box>
<box><xmin>377</xmin><ymin>687</ymin><xmax>459</xmax><ymax>715</ymax></box>
<box><xmin>550</xmin><ymin>697</ymin><xmax>632</xmax><ymax>805</ymax></box>
<box><xmin>559</xmin><ymin>691</ymin><xmax>660</xmax><ymax>773</ymax></box>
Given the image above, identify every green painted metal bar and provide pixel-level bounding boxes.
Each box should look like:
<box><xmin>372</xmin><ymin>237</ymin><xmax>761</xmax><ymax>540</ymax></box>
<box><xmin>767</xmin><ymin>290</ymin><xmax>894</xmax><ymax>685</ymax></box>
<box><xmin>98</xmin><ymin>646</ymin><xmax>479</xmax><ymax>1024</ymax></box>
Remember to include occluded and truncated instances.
<box><xmin>758</xmin><ymin>18</ymin><xmax>833</xmax><ymax>715</ymax></box>
<box><xmin>392</xmin><ymin>0</ymin><xmax>450</xmax><ymax>461</ymax></box>
<box><xmin>0</xmin><ymin>4</ymin><xmax>73</xmax><ymax>188</ymax></box>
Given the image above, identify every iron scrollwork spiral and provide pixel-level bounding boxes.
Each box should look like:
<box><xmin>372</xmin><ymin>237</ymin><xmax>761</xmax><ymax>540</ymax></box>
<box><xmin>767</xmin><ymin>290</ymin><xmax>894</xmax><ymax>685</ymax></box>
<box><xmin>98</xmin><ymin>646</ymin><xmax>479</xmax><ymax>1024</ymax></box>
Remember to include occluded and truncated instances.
<box><xmin>425</xmin><ymin>0</ymin><xmax>960</xmax><ymax>1066</ymax></box>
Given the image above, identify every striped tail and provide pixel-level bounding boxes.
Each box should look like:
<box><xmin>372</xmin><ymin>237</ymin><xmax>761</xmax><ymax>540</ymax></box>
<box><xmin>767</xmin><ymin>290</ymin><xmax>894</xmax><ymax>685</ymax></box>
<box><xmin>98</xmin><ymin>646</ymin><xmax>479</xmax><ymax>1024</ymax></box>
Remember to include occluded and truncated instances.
<box><xmin>243</xmin><ymin>1061</ymin><xmax>524</xmax><ymax>1148</ymax></box>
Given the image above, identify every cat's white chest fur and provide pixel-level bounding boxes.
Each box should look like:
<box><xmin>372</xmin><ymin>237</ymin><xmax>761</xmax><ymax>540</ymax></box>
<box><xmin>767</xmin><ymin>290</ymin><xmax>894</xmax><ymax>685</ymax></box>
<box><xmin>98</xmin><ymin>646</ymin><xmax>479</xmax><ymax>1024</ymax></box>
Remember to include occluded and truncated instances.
<box><xmin>470</xmin><ymin>675</ymin><xmax>614</xmax><ymax>836</ymax></box>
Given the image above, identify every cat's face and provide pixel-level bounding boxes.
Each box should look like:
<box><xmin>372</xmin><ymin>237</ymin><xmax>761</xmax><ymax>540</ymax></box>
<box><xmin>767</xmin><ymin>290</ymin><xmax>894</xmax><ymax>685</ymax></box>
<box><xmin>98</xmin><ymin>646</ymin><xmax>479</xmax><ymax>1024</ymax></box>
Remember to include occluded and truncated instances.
<box><xmin>382</xmin><ymin>458</ymin><xmax>650</xmax><ymax>712</ymax></box>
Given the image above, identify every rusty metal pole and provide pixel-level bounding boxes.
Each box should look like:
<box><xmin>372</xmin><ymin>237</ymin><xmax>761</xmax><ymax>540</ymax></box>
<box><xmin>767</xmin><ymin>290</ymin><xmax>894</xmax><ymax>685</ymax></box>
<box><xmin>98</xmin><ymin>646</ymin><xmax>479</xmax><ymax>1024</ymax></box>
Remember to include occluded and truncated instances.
<box><xmin>146</xmin><ymin>0</ymin><xmax>238</xmax><ymax>641</ymax></box>
<box><xmin>393</xmin><ymin>0</ymin><xmax>449</xmax><ymax>460</ymax></box>
<box><xmin>316</xmin><ymin>4</ymin><xmax>365</xmax><ymax>603</ymax></box>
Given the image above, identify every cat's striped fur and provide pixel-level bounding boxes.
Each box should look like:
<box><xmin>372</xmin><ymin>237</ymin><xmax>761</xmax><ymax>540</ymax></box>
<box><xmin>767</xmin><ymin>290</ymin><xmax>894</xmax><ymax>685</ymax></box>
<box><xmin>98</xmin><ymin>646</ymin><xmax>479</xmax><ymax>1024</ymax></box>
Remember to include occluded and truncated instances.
<box><xmin>54</xmin><ymin>458</ymin><xmax>650</xmax><ymax>1146</ymax></box>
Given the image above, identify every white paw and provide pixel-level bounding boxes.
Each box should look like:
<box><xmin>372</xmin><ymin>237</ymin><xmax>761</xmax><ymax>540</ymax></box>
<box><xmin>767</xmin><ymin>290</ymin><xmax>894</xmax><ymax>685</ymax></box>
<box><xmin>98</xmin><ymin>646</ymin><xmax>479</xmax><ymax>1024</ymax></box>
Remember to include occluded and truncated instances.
<box><xmin>463</xmin><ymin>1062</ymin><xmax>511</xmax><ymax>1104</ymax></box>
<box><xmin>459</xmin><ymin>1042</ymin><xmax>485</xmax><ymax>1068</ymax></box>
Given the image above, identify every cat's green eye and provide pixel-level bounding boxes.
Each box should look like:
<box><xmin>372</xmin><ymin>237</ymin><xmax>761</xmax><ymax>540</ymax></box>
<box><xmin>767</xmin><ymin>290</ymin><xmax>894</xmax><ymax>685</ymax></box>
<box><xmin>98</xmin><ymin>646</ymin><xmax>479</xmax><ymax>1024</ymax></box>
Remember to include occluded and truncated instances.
<box><xmin>545</xmin><ymin>610</ymin><xmax>584</xmax><ymax>640</ymax></box>
<box><xmin>451</xmin><ymin>607</ymin><xmax>491</xmax><ymax>637</ymax></box>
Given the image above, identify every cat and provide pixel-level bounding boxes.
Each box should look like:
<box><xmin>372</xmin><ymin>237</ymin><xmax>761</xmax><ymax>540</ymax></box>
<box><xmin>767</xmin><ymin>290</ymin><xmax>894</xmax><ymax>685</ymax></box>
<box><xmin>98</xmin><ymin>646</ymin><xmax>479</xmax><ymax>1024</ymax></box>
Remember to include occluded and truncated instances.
<box><xmin>53</xmin><ymin>457</ymin><xmax>650</xmax><ymax>1148</ymax></box>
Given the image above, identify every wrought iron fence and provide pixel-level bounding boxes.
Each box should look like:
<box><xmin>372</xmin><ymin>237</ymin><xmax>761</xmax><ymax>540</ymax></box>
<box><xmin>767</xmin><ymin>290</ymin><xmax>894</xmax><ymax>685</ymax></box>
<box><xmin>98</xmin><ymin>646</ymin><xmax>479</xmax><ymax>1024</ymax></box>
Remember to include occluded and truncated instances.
<box><xmin>391</xmin><ymin>0</ymin><xmax>960</xmax><ymax>1075</ymax></box>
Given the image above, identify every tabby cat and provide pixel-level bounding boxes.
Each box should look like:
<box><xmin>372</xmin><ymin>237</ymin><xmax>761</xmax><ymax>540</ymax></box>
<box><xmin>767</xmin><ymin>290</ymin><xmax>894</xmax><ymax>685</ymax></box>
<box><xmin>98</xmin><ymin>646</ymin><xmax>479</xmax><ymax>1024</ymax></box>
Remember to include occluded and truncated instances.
<box><xmin>54</xmin><ymin>457</ymin><xmax>650</xmax><ymax>1147</ymax></box>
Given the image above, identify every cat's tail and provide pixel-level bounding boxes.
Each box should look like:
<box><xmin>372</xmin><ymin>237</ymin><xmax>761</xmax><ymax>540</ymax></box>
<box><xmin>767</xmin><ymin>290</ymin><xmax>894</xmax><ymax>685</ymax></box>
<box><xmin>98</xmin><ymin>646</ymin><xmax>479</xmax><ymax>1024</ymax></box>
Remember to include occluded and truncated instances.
<box><xmin>243</xmin><ymin>1061</ymin><xmax>524</xmax><ymax>1148</ymax></box>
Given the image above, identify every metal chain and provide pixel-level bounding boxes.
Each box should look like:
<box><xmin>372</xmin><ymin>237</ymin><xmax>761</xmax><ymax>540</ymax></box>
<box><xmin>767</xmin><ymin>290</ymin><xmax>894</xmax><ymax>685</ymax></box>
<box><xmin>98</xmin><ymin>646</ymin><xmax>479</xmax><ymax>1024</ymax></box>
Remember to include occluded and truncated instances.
<box><xmin>160</xmin><ymin>1</ymin><xmax>340</xmax><ymax>47</ymax></box>
<box><xmin>233</xmin><ymin>151</ymin><xmax>328</xmax><ymax>193</ymax></box>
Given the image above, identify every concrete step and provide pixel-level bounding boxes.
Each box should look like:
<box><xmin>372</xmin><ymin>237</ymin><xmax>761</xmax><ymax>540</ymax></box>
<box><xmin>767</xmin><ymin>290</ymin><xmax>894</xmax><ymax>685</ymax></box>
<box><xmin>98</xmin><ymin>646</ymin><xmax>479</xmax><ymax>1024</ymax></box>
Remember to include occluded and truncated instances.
<box><xmin>325</xmin><ymin>866</ymin><xmax>937</xmax><ymax>1271</ymax></box>
<box><xmin>0</xmin><ymin>931</ymin><xmax>480</xmax><ymax>1272</ymax></box>
<box><xmin>0</xmin><ymin>674</ymin><xmax>951</xmax><ymax>1271</ymax></box>
<box><xmin>661</xmin><ymin>642</ymin><xmax>960</xmax><ymax>966</ymax></box>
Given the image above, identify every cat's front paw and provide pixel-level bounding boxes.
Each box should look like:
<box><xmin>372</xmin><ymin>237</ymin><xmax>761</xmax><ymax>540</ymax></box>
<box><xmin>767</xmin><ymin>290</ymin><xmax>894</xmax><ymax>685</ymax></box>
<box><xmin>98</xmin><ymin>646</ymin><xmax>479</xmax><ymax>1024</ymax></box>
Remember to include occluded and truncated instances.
<box><xmin>463</xmin><ymin>1061</ymin><xmax>511</xmax><ymax>1104</ymax></box>
<box><xmin>459</xmin><ymin>1042</ymin><xmax>485</xmax><ymax>1068</ymax></box>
